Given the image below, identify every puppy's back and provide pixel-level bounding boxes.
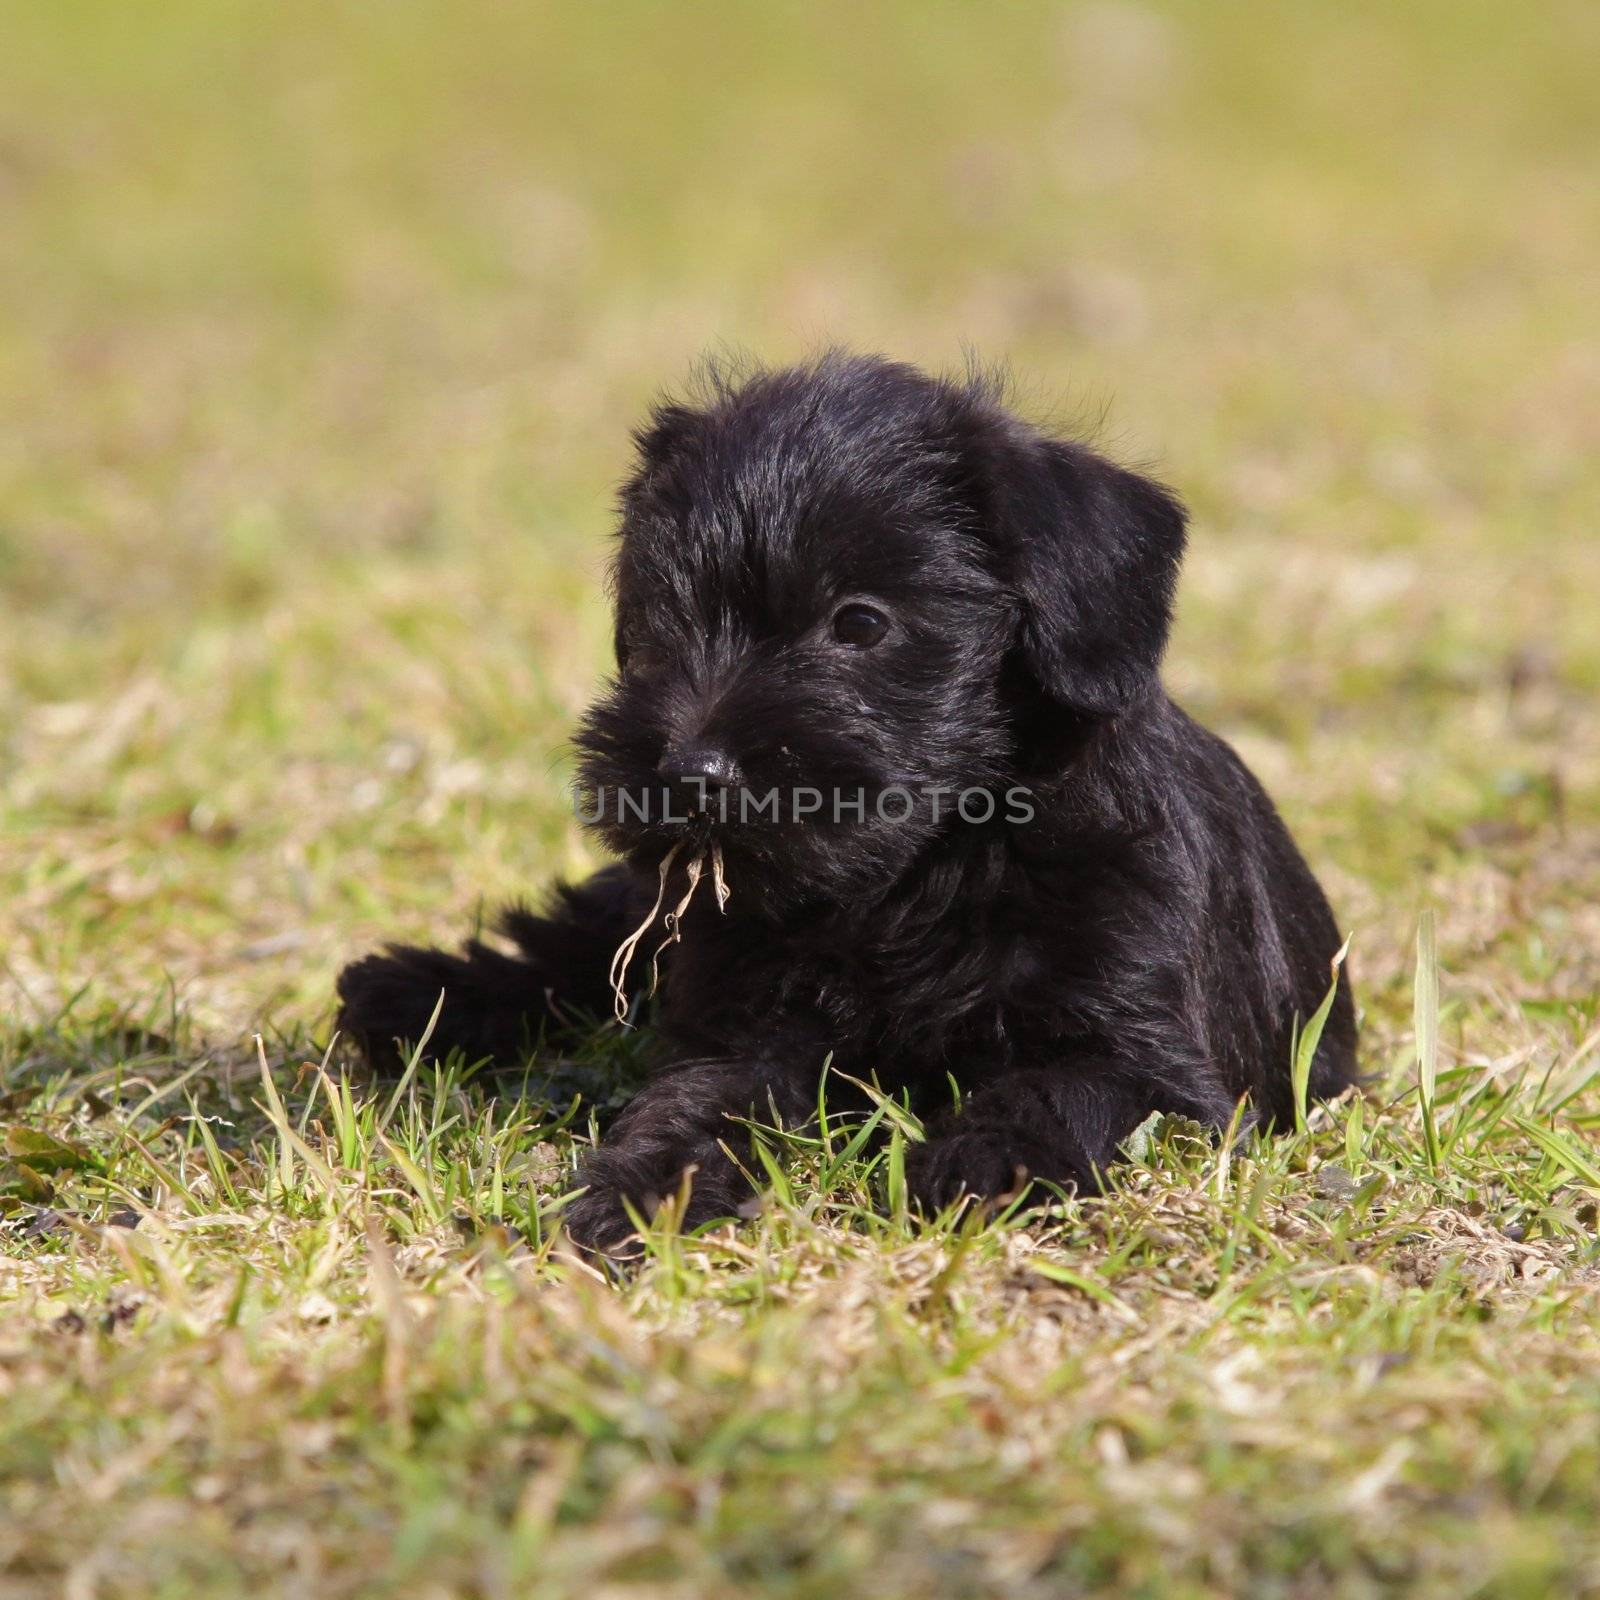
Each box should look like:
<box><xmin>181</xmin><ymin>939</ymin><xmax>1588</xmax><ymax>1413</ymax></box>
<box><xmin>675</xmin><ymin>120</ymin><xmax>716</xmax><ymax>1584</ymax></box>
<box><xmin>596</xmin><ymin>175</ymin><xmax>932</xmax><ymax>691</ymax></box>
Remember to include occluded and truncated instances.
<box><xmin>1162</xmin><ymin>702</ymin><xmax>1358</xmax><ymax>1123</ymax></box>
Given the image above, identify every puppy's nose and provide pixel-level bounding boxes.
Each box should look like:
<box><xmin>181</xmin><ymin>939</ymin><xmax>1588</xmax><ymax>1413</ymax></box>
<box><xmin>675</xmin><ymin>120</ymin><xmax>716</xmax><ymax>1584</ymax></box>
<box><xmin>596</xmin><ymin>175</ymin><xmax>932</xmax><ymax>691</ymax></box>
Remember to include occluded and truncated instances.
<box><xmin>657</xmin><ymin>743</ymin><xmax>742</xmax><ymax>793</ymax></box>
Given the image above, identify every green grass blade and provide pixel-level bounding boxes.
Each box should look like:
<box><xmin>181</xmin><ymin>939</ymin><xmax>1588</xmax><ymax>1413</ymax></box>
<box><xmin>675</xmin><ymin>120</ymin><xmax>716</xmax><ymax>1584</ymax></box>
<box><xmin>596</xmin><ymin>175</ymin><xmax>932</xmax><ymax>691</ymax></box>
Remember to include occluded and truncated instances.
<box><xmin>1415</xmin><ymin>912</ymin><xmax>1441</xmax><ymax>1171</ymax></box>
<box><xmin>377</xmin><ymin>990</ymin><xmax>446</xmax><ymax>1140</ymax></box>
<box><xmin>1511</xmin><ymin>1114</ymin><xmax>1600</xmax><ymax>1191</ymax></box>
<box><xmin>886</xmin><ymin>1125</ymin><xmax>907</xmax><ymax>1220</ymax></box>
<box><xmin>1293</xmin><ymin>933</ymin><xmax>1352</xmax><ymax>1133</ymax></box>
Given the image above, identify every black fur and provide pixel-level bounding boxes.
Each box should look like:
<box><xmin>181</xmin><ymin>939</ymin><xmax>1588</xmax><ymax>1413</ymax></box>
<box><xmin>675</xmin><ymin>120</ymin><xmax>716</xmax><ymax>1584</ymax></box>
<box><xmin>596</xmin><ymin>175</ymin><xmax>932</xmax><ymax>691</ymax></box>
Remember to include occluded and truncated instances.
<box><xmin>336</xmin><ymin>353</ymin><xmax>1357</xmax><ymax>1249</ymax></box>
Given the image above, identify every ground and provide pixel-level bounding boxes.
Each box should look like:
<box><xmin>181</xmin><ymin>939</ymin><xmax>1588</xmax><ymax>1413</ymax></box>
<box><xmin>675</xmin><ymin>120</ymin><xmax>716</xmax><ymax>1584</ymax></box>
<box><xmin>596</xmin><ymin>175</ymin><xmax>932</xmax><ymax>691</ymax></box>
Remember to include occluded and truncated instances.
<box><xmin>2</xmin><ymin>3</ymin><xmax>1599</xmax><ymax>1596</ymax></box>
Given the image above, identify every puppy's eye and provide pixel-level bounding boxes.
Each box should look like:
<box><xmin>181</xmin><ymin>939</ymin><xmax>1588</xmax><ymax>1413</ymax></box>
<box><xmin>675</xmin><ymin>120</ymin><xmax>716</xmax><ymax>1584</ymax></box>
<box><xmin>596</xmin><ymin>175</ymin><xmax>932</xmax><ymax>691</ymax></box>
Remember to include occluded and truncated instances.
<box><xmin>831</xmin><ymin>602</ymin><xmax>890</xmax><ymax>648</ymax></box>
<box><xmin>616</xmin><ymin>623</ymin><xmax>661</xmax><ymax>676</ymax></box>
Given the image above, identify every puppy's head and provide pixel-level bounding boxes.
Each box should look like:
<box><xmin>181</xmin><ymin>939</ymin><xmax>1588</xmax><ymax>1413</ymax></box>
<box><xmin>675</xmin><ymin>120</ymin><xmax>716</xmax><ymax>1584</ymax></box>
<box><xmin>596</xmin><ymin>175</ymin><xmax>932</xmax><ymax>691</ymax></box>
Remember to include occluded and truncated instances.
<box><xmin>574</xmin><ymin>353</ymin><xmax>1186</xmax><ymax>909</ymax></box>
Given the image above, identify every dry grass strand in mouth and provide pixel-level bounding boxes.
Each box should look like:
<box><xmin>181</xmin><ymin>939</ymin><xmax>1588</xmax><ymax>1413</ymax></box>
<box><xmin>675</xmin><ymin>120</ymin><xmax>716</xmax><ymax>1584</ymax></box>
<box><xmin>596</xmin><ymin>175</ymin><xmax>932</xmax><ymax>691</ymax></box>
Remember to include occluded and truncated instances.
<box><xmin>607</xmin><ymin>840</ymin><xmax>731</xmax><ymax>1024</ymax></box>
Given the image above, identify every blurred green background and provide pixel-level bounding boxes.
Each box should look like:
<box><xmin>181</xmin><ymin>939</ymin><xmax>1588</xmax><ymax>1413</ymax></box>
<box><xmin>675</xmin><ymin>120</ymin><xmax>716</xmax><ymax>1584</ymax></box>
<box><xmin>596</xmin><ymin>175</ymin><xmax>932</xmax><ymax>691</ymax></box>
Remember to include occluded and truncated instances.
<box><xmin>2</xmin><ymin>0</ymin><xmax>1597</xmax><ymax>1038</ymax></box>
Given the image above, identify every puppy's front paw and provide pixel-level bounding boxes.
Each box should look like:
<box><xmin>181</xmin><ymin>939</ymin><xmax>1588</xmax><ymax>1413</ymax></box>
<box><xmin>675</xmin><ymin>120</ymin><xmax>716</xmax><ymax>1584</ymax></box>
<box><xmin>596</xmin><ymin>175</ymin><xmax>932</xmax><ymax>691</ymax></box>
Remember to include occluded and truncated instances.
<box><xmin>336</xmin><ymin>937</ymin><xmax>550</xmax><ymax>1073</ymax></box>
<box><xmin>335</xmin><ymin>950</ymin><xmax>455</xmax><ymax>1070</ymax></box>
<box><xmin>559</xmin><ymin>1164</ymin><xmax>751</xmax><ymax>1257</ymax></box>
<box><xmin>905</xmin><ymin>1126</ymin><xmax>1073</xmax><ymax>1213</ymax></box>
<box><xmin>558</xmin><ymin>1182</ymin><xmax>647</xmax><ymax>1257</ymax></box>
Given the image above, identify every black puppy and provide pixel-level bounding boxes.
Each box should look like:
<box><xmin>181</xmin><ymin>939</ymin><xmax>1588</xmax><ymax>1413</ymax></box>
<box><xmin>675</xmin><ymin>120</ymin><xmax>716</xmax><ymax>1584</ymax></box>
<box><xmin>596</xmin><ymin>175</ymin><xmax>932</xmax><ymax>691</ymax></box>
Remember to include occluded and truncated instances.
<box><xmin>337</xmin><ymin>353</ymin><xmax>1356</xmax><ymax>1249</ymax></box>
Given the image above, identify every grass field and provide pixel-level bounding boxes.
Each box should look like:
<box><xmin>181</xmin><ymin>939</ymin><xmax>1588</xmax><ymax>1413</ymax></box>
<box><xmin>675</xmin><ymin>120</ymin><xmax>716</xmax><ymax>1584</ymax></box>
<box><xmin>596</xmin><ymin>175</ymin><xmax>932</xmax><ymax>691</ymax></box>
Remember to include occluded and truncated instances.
<box><xmin>3</xmin><ymin>3</ymin><xmax>1599</xmax><ymax>1595</ymax></box>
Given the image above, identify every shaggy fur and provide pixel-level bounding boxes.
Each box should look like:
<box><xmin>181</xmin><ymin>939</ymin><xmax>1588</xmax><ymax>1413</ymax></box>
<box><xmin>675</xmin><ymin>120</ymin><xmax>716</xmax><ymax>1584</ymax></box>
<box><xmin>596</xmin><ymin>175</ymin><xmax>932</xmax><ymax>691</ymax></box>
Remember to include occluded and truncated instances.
<box><xmin>337</xmin><ymin>353</ymin><xmax>1357</xmax><ymax>1249</ymax></box>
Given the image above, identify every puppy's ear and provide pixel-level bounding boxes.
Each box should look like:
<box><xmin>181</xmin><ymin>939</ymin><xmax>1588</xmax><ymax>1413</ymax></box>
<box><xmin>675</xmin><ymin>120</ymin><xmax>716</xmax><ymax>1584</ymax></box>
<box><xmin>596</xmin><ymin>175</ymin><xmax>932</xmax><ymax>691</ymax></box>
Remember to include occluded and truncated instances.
<box><xmin>628</xmin><ymin>402</ymin><xmax>709</xmax><ymax>496</ymax></box>
<box><xmin>614</xmin><ymin>400</ymin><xmax>711</xmax><ymax>670</ymax></box>
<box><xmin>984</xmin><ymin>429</ymin><xmax>1187</xmax><ymax>718</ymax></box>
